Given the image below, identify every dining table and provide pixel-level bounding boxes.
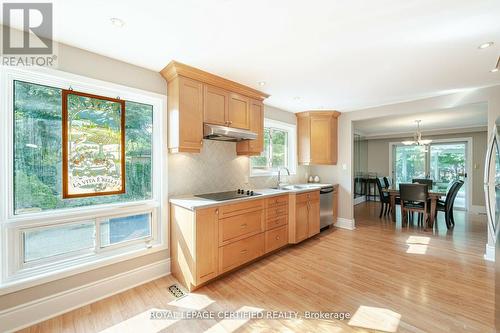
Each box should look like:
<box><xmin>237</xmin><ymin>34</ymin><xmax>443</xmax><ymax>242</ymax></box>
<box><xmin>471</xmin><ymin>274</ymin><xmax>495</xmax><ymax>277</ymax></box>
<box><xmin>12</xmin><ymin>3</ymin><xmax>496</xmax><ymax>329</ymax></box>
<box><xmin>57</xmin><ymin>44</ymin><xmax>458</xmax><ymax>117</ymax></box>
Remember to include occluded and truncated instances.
<box><xmin>382</xmin><ymin>185</ymin><xmax>448</xmax><ymax>228</ymax></box>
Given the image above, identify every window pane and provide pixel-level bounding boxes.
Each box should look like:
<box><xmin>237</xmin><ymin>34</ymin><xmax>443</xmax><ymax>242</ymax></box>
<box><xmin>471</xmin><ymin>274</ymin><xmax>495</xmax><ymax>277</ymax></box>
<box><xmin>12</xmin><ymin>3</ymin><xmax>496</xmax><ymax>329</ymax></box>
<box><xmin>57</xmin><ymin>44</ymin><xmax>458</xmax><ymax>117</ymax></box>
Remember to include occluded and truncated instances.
<box><xmin>65</xmin><ymin>92</ymin><xmax>125</xmax><ymax>197</ymax></box>
<box><xmin>250</xmin><ymin>128</ymin><xmax>270</xmax><ymax>170</ymax></box>
<box><xmin>23</xmin><ymin>222</ymin><xmax>95</xmax><ymax>262</ymax></box>
<box><xmin>393</xmin><ymin>145</ymin><xmax>426</xmax><ymax>184</ymax></box>
<box><xmin>271</xmin><ymin>128</ymin><xmax>288</xmax><ymax>169</ymax></box>
<box><xmin>100</xmin><ymin>213</ymin><xmax>151</xmax><ymax>247</ymax></box>
<box><xmin>13</xmin><ymin>81</ymin><xmax>153</xmax><ymax>214</ymax></box>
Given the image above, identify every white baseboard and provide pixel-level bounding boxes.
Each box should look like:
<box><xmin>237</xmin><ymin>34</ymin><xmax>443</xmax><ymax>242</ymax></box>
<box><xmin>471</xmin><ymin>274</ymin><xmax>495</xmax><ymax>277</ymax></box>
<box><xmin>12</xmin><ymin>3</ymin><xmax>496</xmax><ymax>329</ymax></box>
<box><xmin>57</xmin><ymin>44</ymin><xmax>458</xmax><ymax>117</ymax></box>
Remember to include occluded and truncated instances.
<box><xmin>484</xmin><ymin>244</ymin><xmax>495</xmax><ymax>262</ymax></box>
<box><xmin>0</xmin><ymin>258</ymin><xmax>171</xmax><ymax>333</ymax></box>
<box><xmin>470</xmin><ymin>205</ymin><xmax>486</xmax><ymax>214</ymax></box>
<box><xmin>354</xmin><ymin>196</ymin><xmax>366</xmax><ymax>205</ymax></box>
<box><xmin>335</xmin><ymin>218</ymin><xmax>356</xmax><ymax>230</ymax></box>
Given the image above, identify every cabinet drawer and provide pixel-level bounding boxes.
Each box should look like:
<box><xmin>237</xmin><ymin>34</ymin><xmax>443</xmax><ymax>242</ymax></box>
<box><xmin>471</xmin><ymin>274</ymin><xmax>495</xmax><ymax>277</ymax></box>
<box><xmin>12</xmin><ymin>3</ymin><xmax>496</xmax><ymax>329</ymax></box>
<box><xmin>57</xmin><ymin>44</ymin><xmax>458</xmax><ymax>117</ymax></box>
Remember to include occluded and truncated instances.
<box><xmin>219</xmin><ymin>209</ymin><xmax>263</xmax><ymax>246</ymax></box>
<box><xmin>266</xmin><ymin>215</ymin><xmax>288</xmax><ymax>231</ymax></box>
<box><xmin>296</xmin><ymin>190</ymin><xmax>320</xmax><ymax>203</ymax></box>
<box><xmin>266</xmin><ymin>205</ymin><xmax>288</xmax><ymax>219</ymax></box>
<box><xmin>219</xmin><ymin>233</ymin><xmax>264</xmax><ymax>273</ymax></box>
<box><xmin>265</xmin><ymin>225</ymin><xmax>288</xmax><ymax>253</ymax></box>
<box><xmin>266</xmin><ymin>195</ymin><xmax>289</xmax><ymax>208</ymax></box>
<box><xmin>220</xmin><ymin>199</ymin><xmax>264</xmax><ymax>218</ymax></box>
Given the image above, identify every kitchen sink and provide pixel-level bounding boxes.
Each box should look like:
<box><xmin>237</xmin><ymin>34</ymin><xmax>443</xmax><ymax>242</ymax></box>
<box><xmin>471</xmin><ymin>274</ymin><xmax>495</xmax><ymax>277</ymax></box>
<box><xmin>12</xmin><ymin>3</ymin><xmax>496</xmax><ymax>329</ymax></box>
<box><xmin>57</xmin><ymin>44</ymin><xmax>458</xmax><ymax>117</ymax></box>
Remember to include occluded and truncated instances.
<box><xmin>270</xmin><ymin>184</ymin><xmax>312</xmax><ymax>190</ymax></box>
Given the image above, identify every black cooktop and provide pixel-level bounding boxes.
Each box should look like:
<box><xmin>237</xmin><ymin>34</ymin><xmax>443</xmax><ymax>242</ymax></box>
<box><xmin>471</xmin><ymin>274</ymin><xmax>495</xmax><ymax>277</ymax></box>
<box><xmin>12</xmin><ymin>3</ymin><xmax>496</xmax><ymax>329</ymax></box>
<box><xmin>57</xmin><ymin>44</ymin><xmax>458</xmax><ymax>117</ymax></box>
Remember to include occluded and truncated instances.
<box><xmin>195</xmin><ymin>189</ymin><xmax>261</xmax><ymax>201</ymax></box>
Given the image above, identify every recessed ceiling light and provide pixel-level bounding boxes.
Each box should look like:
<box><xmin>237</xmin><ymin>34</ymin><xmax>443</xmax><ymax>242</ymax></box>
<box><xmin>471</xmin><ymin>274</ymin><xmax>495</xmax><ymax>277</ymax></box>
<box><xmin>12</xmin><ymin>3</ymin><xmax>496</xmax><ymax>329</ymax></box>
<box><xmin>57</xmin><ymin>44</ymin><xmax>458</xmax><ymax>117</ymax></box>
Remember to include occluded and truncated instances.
<box><xmin>258</xmin><ymin>81</ymin><xmax>266</xmax><ymax>86</ymax></box>
<box><xmin>478</xmin><ymin>42</ymin><xmax>494</xmax><ymax>49</ymax></box>
<box><xmin>491</xmin><ymin>68</ymin><xmax>499</xmax><ymax>73</ymax></box>
<box><xmin>110</xmin><ymin>18</ymin><xmax>125</xmax><ymax>28</ymax></box>
<box><xmin>293</xmin><ymin>96</ymin><xmax>301</xmax><ymax>101</ymax></box>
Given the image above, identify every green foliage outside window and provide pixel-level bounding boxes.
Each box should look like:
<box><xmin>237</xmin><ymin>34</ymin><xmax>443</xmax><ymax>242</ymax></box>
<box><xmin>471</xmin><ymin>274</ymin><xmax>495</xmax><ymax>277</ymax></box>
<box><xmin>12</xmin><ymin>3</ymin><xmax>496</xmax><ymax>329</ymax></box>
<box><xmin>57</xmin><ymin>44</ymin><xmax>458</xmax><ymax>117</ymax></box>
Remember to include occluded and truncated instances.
<box><xmin>14</xmin><ymin>81</ymin><xmax>153</xmax><ymax>214</ymax></box>
<box><xmin>251</xmin><ymin>126</ymin><xmax>288</xmax><ymax>172</ymax></box>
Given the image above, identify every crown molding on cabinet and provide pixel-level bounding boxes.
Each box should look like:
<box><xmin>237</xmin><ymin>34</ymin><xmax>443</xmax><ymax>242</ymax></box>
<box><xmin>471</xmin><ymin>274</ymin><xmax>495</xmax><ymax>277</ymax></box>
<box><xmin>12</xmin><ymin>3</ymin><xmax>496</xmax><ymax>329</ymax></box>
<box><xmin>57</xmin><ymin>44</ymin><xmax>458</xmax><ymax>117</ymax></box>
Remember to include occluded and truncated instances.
<box><xmin>160</xmin><ymin>61</ymin><xmax>270</xmax><ymax>101</ymax></box>
<box><xmin>296</xmin><ymin>110</ymin><xmax>341</xmax><ymax>118</ymax></box>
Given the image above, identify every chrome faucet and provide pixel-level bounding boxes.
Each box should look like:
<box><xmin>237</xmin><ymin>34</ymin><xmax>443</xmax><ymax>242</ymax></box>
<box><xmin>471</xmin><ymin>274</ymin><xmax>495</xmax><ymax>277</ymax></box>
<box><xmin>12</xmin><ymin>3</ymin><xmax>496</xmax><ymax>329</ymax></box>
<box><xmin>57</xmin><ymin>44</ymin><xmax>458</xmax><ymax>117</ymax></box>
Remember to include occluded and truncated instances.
<box><xmin>277</xmin><ymin>167</ymin><xmax>290</xmax><ymax>188</ymax></box>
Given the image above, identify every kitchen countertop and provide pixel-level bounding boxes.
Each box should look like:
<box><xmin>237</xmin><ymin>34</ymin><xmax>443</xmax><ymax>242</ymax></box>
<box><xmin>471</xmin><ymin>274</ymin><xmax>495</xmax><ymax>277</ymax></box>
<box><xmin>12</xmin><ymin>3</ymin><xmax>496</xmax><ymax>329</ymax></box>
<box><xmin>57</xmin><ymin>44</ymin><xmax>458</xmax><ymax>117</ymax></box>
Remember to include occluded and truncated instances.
<box><xmin>170</xmin><ymin>184</ymin><xmax>334</xmax><ymax>211</ymax></box>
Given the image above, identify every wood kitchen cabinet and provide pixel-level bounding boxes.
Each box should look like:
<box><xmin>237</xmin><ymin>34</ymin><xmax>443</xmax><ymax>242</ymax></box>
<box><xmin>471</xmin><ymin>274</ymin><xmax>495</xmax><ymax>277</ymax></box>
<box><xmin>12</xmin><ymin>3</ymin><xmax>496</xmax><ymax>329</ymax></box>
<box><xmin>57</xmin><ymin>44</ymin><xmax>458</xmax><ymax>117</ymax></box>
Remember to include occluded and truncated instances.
<box><xmin>236</xmin><ymin>99</ymin><xmax>264</xmax><ymax>155</ymax></box>
<box><xmin>296</xmin><ymin>111</ymin><xmax>340</xmax><ymax>165</ymax></box>
<box><xmin>170</xmin><ymin>205</ymin><xmax>219</xmax><ymax>290</ymax></box>
<box><xmin>289</xmin><ymin>190</ymin><xmax>320</xmax><ymax>243</ymax></box>
<box><xmin>166</xmin><ymin>76</ymin><xmax>204</xmax><ymax>153</ymax></box>
<box><xmin>228</xmin><ymin>92</ymin><xmax>250</xmax><ymax>129</ymax></box>
<box><xmin>294</xmin><ymin>200</ymin><xmax>309</xmax><ymax>242</ymax></box>
<box><xmin>203</xmin><ymin>84</ymin><xmax>229</xmax><ymax>126</ymax></box>
<box><xmin>161</xmin><ymin>61</ymin><xmax>269</xmax><ymax>154</ymax></box>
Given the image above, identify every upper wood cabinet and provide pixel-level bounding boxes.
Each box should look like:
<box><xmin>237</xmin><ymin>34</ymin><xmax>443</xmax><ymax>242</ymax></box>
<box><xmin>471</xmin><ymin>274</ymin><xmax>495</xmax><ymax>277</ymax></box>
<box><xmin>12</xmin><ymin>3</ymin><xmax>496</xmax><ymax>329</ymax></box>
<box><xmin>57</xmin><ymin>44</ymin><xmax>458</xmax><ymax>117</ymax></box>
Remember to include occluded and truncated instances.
<box><xmin>296</xmin><ymin>111</ymin><xmax>340</xmax><ymax>165</ymax></box>
<box><xmin>228</xmin><ymin>93</ymin><xmax>250</xmax><ymax>129</ymax></box>
<box><xmin>204</xmin><ymin>86</ymin><xmax>251</xmax><ymax>130</ymax></box>
<box><xmin>161</xmin><ymin>61</ymin><xmax>269</xmax><ymax>154</ymax></box>
<box><xmin>236</xmin><ymin>99</ymin><xmax>264</xmax><ymax>155</ymax></box>
<box><xmin>203</xmin><ymin>84</ymin><xmax>228</xmax><ymax>126</ymax></box>
<box><xmin>166</xmin><ymin>76</ymin><xmax>204</xmax><ymax>153</ymax></box>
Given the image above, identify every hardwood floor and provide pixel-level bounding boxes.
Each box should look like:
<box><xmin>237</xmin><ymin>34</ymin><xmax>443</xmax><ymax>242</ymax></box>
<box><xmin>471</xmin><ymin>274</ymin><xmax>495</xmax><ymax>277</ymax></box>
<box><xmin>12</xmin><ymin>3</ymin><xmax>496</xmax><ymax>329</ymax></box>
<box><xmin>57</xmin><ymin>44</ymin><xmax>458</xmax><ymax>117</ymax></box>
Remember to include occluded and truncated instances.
<box><xmin>21</xmin><ymin>202</ymin><xmax>494</xmax><ymax>333</ymax></box>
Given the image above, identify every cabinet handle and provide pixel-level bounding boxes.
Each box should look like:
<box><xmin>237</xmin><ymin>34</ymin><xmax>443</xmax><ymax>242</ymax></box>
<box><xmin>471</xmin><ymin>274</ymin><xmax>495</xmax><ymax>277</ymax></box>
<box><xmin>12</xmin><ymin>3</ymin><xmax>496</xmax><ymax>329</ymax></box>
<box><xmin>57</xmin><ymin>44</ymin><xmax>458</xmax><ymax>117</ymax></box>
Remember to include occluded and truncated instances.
<box><xmin>228</xmin><ymin>121</ymin><xmax>233</xmax><ymax>125</ymax></box>
<box><xmin>275</xmin><ymin>236</ymin><xmax>280</xmax><ymax>240</ymax></box>
<box><xmin>240</xmin><ymin>249</ymin><xmax>248</xmax><ymax>254</ymax></box>
<box><xmin>215</xmin><ymin>209</ymin><xmax>219</xmax><ymax>215</ymax></box>
<box><xmin>200</xmin><ymin>139</ymin><xmax>203</xmax><ymax>145</ymax></box>
<box><xmin>240</xmin><ymin>223</ymin><xmax>248</xmax><ymax>228</ymax></box>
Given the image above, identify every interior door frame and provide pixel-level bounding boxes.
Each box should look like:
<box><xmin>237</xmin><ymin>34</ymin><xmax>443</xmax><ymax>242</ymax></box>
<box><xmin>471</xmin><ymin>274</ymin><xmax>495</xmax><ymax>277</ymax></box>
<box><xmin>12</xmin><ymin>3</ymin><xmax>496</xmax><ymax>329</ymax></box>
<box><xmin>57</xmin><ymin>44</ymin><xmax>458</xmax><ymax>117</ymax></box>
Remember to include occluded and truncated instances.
<box><xmin>389</xmin><ymin>137</ymin><xmax>473</xmax><ymax>211</ymax></box>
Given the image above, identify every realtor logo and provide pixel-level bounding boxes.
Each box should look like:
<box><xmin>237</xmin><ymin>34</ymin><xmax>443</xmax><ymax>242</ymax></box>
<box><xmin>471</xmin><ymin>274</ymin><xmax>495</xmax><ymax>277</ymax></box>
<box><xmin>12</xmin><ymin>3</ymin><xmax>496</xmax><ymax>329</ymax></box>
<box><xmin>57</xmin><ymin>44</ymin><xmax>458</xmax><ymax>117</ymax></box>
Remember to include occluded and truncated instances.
<box><xmin>1</xmin><ymin>2</ymin><xmax>56</xmax><ymax>66</ymax></box>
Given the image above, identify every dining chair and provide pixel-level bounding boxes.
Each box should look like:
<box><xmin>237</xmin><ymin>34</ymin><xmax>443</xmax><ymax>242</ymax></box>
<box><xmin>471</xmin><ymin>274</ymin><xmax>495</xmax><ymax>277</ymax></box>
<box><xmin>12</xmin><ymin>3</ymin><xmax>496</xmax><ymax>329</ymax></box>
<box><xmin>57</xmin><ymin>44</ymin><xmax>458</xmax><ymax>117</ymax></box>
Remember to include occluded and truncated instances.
<box><xmin>412</xmin><ymin>178</ymin><xmax>433</xmax><ymax>188</ymax></box>
<box><xmin>436</xmin><ymin>180</ymin><xmax>464</xmax><ymax>229</ymax></box>
<box><xmin>375</xmin><ymin>177</ymin><xmax>390</xmax><ymax>218</ymax></box>
<box><xmin>383</xmin><ymin>176</ymin><xmax>390</xmax><ymax>189</ymax></box>
<box><xmin>399</xmin><ymin>183</ymin><xmax>429</xmax><ymax>228</ymax></box>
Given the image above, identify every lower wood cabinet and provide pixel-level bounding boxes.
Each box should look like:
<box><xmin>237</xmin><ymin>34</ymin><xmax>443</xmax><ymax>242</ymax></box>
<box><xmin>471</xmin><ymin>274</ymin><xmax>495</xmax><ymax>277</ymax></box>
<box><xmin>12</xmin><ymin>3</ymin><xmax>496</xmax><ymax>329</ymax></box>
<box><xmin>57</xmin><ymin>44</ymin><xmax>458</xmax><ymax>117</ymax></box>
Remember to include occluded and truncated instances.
<box><xmin>170</xmin><ymin>191</ymin><xmax>320</xmax><ymax>291</ymax></box>
<box><xmin>265</xmin><ymin>225</ymin><xmax>288</xmax><ymax>253</ymax></box>
<box><xmin>219</xmin><ymin>233</ymin><xmax>265</xmax><ymax>273</ymax></box>
<box><xmin>289</xmin><ymin>190</ymin><xmax>320</xmax><ymax>244</ymax></box>
<box><xmin>195</xmin><ymin>207</ymin><xmax>219</xmax><ymax>284</ymax></box>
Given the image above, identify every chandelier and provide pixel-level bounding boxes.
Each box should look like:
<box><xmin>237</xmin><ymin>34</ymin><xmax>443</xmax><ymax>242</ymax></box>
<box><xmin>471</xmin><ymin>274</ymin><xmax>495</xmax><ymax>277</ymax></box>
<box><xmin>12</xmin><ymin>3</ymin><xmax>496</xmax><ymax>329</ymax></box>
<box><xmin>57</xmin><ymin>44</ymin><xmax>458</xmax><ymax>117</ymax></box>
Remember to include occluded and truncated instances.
<box><xmin>402</xmin><ymin>120</ymin><xmax>432</xmax><ymax>146</ymax></box>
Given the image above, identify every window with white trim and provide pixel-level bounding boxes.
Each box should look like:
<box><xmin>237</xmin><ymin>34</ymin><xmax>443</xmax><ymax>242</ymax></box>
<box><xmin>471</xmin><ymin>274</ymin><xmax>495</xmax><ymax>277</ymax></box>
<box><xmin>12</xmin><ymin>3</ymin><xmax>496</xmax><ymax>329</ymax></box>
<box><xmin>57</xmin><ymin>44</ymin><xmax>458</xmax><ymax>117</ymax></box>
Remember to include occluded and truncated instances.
<box><xmin>0</xmin><ymin>68</ymin><xmax>165</xmax><ymax>289</ymax></box>
<box><xmin>250</xmin><ymin>119</ymin><xmax>296</xmax><ymax>176</ymax></box>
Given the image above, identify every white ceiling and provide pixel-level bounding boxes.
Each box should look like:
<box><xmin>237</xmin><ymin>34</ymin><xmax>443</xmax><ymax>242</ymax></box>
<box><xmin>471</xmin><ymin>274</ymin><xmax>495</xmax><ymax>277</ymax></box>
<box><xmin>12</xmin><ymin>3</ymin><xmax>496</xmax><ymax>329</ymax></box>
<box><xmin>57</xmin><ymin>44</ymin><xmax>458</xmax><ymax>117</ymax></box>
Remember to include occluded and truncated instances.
<box><xmin>353</xmin><ymin>102</ymin><xmax>488</xmax><ymax>137</ymax></box>
<box><xmin>4</xmin><ymin>0</ymin><xmax>500</xmax><ymax>112</ymax></box>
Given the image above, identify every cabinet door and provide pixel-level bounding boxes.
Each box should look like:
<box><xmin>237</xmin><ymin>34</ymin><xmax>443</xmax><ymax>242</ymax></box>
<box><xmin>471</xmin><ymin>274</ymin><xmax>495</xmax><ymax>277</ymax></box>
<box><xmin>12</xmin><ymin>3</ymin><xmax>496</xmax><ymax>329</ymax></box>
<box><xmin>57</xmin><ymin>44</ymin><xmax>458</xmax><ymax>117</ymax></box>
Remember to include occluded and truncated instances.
<box><xmin>179</xmin><ymin>77</ymin><xmax>204</xmax><ymax>152</ymax></box>
<box><xmin>248</xmin><ymin>99</ymin><xmax>264</xmax><ymax>152</ymax></box>
<box><xmin>310</xmin><ymin>115</ymin><xmax>332</xmax><ymax>164</ymax></box>
<box><xmin>203</xmin><ymin>84</ymin><xmax>228</xmax><ymax>126</ymax></box>
<box><xmin>297</xmin><ymin>116</ymin><xmax>311</xmax><ymax>164</ymax></box>
<box><xmin>295</xmin><ymin>201</ymin><xmax>309</xmax><ymax>242</ymax></box>
<box><xmin>196</xmin><ymin>207</ymin><xmax>219</xmax><ymax>284</ymax></box>
<box><xmin>228</xmin><ymin>92</ymin><xmax>250</xmax><ymax>129</ymax></box>
<box><xmin>236</xmin><ymin>99</ymin><xmax>264</xmax><ymax>155</ymax></box>
<box><xmin>307</xmin><ymin>200</ymin><xmax>320</xmax><ymax>237</ymax></box>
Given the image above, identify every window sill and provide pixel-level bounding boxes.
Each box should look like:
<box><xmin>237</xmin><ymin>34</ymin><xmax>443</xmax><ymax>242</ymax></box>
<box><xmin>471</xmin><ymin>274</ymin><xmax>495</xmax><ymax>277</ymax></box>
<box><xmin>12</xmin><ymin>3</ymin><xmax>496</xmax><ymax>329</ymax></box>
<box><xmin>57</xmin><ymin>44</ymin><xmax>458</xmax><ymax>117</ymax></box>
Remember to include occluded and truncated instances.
<box><xmin>250</xmin><ymin>171</ymin><xmax>297</xmax><ymax>178</ymax></box>
<box><xmin>0</xmin><ymin>242</ymin><xmax>167</xmax><ymax>296</ymax></box>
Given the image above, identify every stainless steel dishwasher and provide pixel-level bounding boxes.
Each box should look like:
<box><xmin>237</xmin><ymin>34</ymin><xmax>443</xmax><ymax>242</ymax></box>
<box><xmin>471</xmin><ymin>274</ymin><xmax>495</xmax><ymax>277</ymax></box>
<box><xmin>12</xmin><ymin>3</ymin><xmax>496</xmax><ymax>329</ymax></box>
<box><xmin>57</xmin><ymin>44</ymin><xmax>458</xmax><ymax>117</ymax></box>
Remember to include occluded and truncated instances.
<box><xmin>319</xmin><ymin>185</ymin><xmax>334</xmax><ymax>229</ymax></box>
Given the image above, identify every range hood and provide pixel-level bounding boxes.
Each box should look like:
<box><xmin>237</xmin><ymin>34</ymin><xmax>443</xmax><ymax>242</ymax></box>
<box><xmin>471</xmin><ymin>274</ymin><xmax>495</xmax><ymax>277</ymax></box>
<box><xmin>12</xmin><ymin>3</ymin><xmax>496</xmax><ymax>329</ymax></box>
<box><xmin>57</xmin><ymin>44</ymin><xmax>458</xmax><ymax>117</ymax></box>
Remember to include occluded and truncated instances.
<box><xmin>203</xmin><ymin>123</ymin><xmax>257</xmax><ymax>142</ymax></box>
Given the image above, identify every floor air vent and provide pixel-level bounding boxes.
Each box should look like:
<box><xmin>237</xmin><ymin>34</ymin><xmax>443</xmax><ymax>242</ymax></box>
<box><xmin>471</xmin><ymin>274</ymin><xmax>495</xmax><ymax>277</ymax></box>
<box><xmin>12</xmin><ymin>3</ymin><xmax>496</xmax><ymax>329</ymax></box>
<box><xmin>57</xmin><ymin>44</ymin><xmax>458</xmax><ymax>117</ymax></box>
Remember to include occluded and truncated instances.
<box><xmin>168</xmin><ymin>284</ymin><xmax>186</xmax><ymax>298</ymax></box>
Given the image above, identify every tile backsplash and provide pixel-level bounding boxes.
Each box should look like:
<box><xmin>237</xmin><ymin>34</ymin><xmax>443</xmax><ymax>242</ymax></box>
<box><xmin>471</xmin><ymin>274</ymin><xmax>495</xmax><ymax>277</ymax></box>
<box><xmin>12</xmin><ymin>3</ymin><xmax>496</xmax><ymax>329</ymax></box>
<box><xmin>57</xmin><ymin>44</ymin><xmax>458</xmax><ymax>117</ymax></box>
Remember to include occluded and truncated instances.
<box><xmin>168</xmin><ymin>139</ymin><xmax>309</xmax><ymax>196</ymax></box>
